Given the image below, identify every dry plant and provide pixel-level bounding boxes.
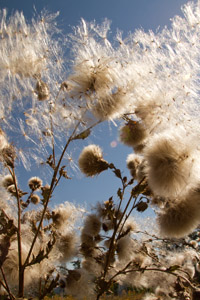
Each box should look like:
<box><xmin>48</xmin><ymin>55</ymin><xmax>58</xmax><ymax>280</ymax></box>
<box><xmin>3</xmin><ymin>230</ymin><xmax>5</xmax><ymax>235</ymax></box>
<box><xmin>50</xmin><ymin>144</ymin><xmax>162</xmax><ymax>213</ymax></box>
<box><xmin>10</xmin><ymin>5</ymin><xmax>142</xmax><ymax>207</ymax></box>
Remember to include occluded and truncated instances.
<box><xmin>0</xmin><ymin>2</ymin><xmax>200</xmax><ymax>300</ymax></box>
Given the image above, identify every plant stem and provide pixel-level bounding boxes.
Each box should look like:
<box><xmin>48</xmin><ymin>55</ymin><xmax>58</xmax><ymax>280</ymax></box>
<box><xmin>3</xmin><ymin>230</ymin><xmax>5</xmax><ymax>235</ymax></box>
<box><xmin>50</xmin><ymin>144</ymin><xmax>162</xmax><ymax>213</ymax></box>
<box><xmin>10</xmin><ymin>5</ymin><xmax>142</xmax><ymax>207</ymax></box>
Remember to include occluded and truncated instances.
<box><xmin>125</xmin><ymin>267</ymin><xmax>200</xmax><ymax>292</ymax></box>
<box><xmin>8</xmin><ymin>167</ymin><xmax>23</xmax><ymax>297</ymax></box>
<box><xmin>23</xmin><ymin>122</ymin><xmax>80</xmax><ymax>269</ymax></box>
<box><xmin>0</xmin><ymin>266</ymin><xmax>15</xmax><ymax>299</ymax></box>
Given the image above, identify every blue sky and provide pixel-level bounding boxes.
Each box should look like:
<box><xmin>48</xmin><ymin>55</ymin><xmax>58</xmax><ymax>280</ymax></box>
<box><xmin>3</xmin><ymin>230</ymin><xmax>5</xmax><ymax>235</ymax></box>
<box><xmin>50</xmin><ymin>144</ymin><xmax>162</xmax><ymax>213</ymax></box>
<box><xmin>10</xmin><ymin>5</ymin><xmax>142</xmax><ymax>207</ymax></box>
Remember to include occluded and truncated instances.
<box><xmin>0</xmin><ymin>0</ymin><xmax>189</xmax><ymax>211</ymax></box>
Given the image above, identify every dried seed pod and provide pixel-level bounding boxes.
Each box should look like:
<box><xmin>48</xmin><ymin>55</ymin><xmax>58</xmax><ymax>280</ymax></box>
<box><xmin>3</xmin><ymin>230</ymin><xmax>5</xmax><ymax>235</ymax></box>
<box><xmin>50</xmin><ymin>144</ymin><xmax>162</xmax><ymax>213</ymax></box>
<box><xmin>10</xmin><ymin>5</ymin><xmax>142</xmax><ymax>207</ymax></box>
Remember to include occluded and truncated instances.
<box><xmin>30</xmin><ymin>194</ymin><xmax>40</xmax><ymax>205</ymax></box>
<box><xmin>28</xmin><ymin>177</ymin><xmax>43</xmax><ymax>191</ymax></box>
<box><xmin>35</xmin><ymin>80</ymin><xmax>49</xmax><ymax>101</ymax></box>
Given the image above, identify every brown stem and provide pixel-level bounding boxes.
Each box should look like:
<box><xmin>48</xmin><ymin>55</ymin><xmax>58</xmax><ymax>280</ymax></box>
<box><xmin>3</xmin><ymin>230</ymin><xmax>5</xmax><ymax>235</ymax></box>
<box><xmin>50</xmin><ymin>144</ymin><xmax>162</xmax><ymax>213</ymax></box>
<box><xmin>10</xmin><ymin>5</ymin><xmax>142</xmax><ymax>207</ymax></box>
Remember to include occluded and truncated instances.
<box><xmin>0</xmin><ymin>266</ymin><xmax>15</xmax><ymax>299</ymax></box>
<box><xmin>8</xmin><ymin>167</ymin><xmax>23</xmax><ymax>297</ymax></box>
<box><xmin>117</xmin><ymin>196</ymin><xmax>139</xmax><ymax>240</ymax></box>
<box><xmin>102</xmin><ymin>179</ymin><xmax>145</xmax><ymax>283</ymax></box>
<box><xmin>50</xmin><ymin>115</ymin><xmax>56</xmax><ymax>167</ymax></box>
<box><xmin>23</xmin><ymin>122</ymin><xmax>80</xmax><ymax>269</ymax></box>
<box><xmin>125</xmin><ymin>267</ymin><xmax>200</xmax><ymax>292</ymax></box>
<box><xmin>24</xmin><ymin>119</ymin><xmax>101</xmax><ymax>269</ymax></box>
<box><xmin>103</xmin><ymin>192</ymin><xmax>134</xmax><ymax>279</ymax></box>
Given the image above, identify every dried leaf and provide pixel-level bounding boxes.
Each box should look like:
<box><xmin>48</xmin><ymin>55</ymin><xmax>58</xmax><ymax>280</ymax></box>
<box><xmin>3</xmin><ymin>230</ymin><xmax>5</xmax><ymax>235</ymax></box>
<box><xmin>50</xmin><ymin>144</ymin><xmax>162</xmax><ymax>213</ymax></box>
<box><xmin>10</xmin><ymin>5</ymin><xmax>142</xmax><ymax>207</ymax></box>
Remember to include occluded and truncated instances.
<box><xmin>0</xmin><ymin>236</ymin><xmax>10</xmax><ymax>267</ymax></box>
<box><xmin>73</xmin><ymin>128</ymin><xmax>91</xmax><ymax>140</ymax></box>
<box><xmin>166</xmin><ymin>265</ymin><xmax>180</xmax><ymax>272</ymax></box>
<box><xmin>113</xmin><ymin>169</ymin><xmax>121</xmax><ymax>179</ymax></box>
<box><xmin>117</xmin><ymin>188</ymin><xmax>123</xmax><ymax>200</ymax></box>
<box><xmin>136</xmin><ymin>201</ymin><xmax>148</xmax><ymax>212</ymax></box>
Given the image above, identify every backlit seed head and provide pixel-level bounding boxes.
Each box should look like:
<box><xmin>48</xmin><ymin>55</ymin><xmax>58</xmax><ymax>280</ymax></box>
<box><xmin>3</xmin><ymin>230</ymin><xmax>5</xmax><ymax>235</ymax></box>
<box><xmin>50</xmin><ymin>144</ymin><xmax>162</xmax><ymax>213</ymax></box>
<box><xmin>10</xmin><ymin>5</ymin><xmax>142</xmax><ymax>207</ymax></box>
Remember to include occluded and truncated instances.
<box><xmin>28</xmin><ymin>177</ymin><xmax>43</xmax><ymax>191</ymax></box>
<box><xmin>2</xmin><ymin>175</ymin><xmax>14</xmax><ymax>189</ymax></box>
<box><xmin>30</xmin><ymin>194</ymin><xmax>40</xmax><ymax>205</ymax></box>
<box><xmin>120</xmin><ymin>121</ymin><xmax>146</xmax><ymax>147</ymax></box>
<box><xmin>78</xmin><ymin>144</ymin><xmax>109</xmax><ymax>177</ymax></box>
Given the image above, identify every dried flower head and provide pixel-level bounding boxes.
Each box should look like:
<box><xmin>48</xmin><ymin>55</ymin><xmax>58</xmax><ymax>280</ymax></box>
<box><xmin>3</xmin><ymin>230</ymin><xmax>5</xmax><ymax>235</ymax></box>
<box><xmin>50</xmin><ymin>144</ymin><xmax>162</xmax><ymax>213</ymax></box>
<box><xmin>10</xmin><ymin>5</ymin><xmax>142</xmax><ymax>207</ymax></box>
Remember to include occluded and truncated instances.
<box><xmin>121</xmin><ymin>218</ymin><xmax>138</xmax><ymax>236</ymax></box>
<box><xmin>120</xmin><ymin>121</ymin><xmax>146</xmax><ymax>147</ymax></box>
<box><xmin>78</xmin><ymin>144</ymin><xmax>109</xmax><ymax>176</ymax></box>
<box><xmin>117</xmin><ymin>236</ymin><xmax>135</xmax><ymax>261</ymax></box>
<box><xmin>52</xmin><ymin>202</ymin><xmax>78</xmax><ymax>230</ymax></box>
<box><xmin>7</xmin><ymin>184</ymin><xmax>17</xmax><ymax>195</ymax></box>
<box><xmin>2</xmin><ymin>174</ymin><xmax>14</xmax><ymax>188</ymax></box>
<box><xmin>1</xmin><ymin>145</ymin><xmax>16</xmax><ymax>168</ymax></box>
<box><xmin>82</xmin><ymin>214</ymin><xmax>101</xmax><ymax>236</ymax></box>
<box><xmin>145</xmin><ymin>130</ymin><xmax>197</xmax><ymax>197</ymax></box>
<box><xmin>35</xmin><ymin>79</ymin><xmax>50</xmax><ymax>101</ymax></box>
<box><xmin>30</xmin><ymin>194</ymin><xmax>40</xmax><ymax>205</ymax></box>
<box><xmin>0</xmin><ymin>9</ymin><xmax>62</xmax><ymax>103</ymax></box>
<box><xmin>28</xmin><ymin>177</ymin><xmax>43</xmax><ymax>191</ymax></box>
<box><xmin>56</xmin><ymin>232</ymin><xmax>77</xmax><ymax>262</ymax></box>
<box><xmin>126</xmin><ymin>153</ymin><xmax>143</xmax><ymax>178</ymax></box>
<box><xmin>66</xmin><ymin>269</ymin><xmax>81</xmax><ymax>287</ymax></box>
<box><xmin>80</xmin><ymin>232</ymin><xmax>96</xmax><ymax>257</ymax></box>
<box><xmin>92</xmin><ymin>90</ymin><xmax>130</xmax><ymax>121</ymax></box>
<box><xmin>68</xmin><ymin>57</ymin><xmax>117</xmax><ymax>98</ymax></box>
<box><xmin>158</xmin><ymin>191</ymin><xmax>200</xmax><ymax>238</ymax></box>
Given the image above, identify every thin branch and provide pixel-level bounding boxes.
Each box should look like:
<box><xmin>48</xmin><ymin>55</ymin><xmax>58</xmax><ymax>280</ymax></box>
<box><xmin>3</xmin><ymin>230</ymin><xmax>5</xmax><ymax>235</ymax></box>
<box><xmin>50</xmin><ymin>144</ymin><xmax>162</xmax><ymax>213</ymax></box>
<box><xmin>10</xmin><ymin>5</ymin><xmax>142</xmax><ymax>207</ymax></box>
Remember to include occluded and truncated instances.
<box><xmin>0</xmin><ymin>266</ymin><xmax>15</xmax><ymax>299</ymax></box>
<box><xmin>117</xmin><ymin>198</ymin><xmax>138</xmax><ymax>240</ymax></box>
<box><xmin>7</xmin><ymin>166</ymin><xmax>23</xmax><ymax>297</ymax></box>
<box><xmin>23</xmin><ymin>122</ymin><xmax>80</xmax><ymax>269</ymax></box>
<box><xmin>125</xmin><ymin>267</ymin><xmax>200</xmax><ymax>292</ymax></box>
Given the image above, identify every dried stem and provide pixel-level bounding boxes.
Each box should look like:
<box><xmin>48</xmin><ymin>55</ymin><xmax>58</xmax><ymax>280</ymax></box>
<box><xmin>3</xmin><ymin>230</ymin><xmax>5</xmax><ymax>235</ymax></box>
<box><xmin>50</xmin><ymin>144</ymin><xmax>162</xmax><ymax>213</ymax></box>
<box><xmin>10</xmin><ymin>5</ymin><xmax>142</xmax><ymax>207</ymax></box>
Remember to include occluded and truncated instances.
<box><xmin>125</xmin><ymin>267</ymin><xmax>200</xmax><ymax>292</ymax></box>
<box><xmin>23</xmin><ymin>122</ymin><xmax>80</xmax><ymax>269</ymax></box>
<box><xmin>97</xmin><ymin>179</ymin><xmax>146</xmax><ymax>299</ymax></box>
<box><xmin>7</xmin><ymin>166</ymin><xmax>23</xmax><ymax>297</ymax></box>
<box><xmin>0</xmin><ymin>266</ymin><xmax>15</xmax><ymax>299</ymax></box>
<box><xmin>23</xmin><ymin>119</ymin><xmax>101</xmax><ymax>280</ymax></box>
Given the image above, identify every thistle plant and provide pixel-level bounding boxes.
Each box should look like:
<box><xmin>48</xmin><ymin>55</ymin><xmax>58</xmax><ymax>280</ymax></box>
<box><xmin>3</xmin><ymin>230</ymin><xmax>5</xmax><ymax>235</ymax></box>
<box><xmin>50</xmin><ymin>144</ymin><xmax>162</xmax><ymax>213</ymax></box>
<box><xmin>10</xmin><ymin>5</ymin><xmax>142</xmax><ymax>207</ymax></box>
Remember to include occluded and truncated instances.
<box><xmin>1</xmin><ymin>1</ymin><xmax>200</xmax><ymax>300</ymax></box>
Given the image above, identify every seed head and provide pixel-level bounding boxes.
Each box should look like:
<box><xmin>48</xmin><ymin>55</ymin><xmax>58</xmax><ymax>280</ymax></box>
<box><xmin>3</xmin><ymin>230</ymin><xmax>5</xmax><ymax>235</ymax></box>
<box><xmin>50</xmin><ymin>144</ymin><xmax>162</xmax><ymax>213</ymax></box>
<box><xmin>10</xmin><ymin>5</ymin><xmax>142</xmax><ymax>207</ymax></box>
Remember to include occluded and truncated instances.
<box><xmin>158</xmin><ymin>191</ymin><xmax>200</xmax><ymax>238</ymax></box>
<box><xmin>30</xmin><ymin>194</ymin><xmax>40</xmax><ymax>205</ymax></box>
<box><xmin>82</xmin><ymin>214</ymin><xmax>101</xmax><ymax>236</ymax></box>
<box><xmin>119</xmin><ymin>121</ymin><xmax>146</xmax><ymax>147</ymax></box>
<box><xmin>145</xmin><ymin>130</ymin><xmax>196</xmax><ymax>197</ymax></box>
<box><xmin>2</xmin><ymin>174</ymin><xmax>14</xmax><ymax>189</ymax></box>
<box><xmin>126</xmin><ymin>153</ymin><xmax>143</xmax><ymax>178</ymax></box>
<box><xmin>78</xmin><ymin>144</ymin><xmax>109</xmax><ymax>177</ymax></box>
<box><xmin>35</xmin><ymin>79</ymin><xmax>49</xmax><ymax>101</ymax></box>
<box><xmin>1</xmin><ymin>145</ymin><xmax>16</xmax><ymax>168</ymax></box>
<box><xmin>28</xmin><ymin>177</ymin><xmax>43</xmax><ymax>191</ymax></box>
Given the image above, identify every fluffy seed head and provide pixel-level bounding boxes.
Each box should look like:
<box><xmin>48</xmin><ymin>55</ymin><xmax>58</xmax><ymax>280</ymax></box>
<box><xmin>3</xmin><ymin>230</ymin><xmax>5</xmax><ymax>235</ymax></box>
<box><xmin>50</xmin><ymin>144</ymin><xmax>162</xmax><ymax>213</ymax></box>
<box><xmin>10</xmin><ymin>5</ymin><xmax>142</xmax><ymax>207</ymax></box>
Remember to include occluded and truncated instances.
<box><xmin>145</xmin><ymin>131</ymin><xmax>196</xmax><ymax>197</ymax></box>
<box><xmin>78</xmin><ymin>144</ymin><xmax>109</xmax><ymax>177</ymax></box>
<box><xmin>157</xmin><ymin>191</ymin><xmax>200</xmax><ymax>238</ymax></box>
<box><xmin>1</xmin><ymin>145</ymin><xmax>16</xmax><ymax>168</ymax></box>
<box><xmin>82</xmin><ymin>214</ymin><xmax>101</xmax><ymax>236</ymax></box>
<box><xmin>121</xmin><ymin>218</ymin><xmax>138</xmax><ymax>235</ymax></box>
<box><xmin>28</xmin><ymin>177</ymin><xmax>43</xmax><ymax>191</ymax></box>
<box><xmin>120</xmin><ymin>121</ymin><xmax>146</xmax><ymax>147</ymax></box>
<box><xmin>51</xmin><ymin>202</ymin><xmax>78</xmax><ymax>232</ymax></box>
<box><xmin>56</xmin><ymin>233</ymin><xmax>77</xmax><ymax>262</ymax></box>
<box><xmin>30</xmin><ymin>194</ymin><xmax>40</xmax><ymax>205</ymax></box>
<box><xmin>92</xmin><ymin>90</ymin><xmax>130</xmax><ymax>121</ymax></box>
<box><xmin>117</xmin><ymin>236</ymin><xmax>136</xmax><ymax>261</ymax></box>
<box><xmin>126</xmin><ymin>153</ymin><xmax>143</xmax><ymax>178</ymax></box>
<box><xmin>2</xmin><ymin>174</ymin><xmax>14</xmax><ymax>188</ymax></box>
<box><xmin>7</xmin><ymin>184</ymin><xmax>17</xmax><ymax>195</ymax></box>
<box><xmin>80</xmin><ymin>233</ymin><xmax>96</xmax><ymax>257</ymax></box>
<box><xmin>68</xmin><ymin>58</ymin><xmax>117</xmax><ymax>98</ymax></box>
